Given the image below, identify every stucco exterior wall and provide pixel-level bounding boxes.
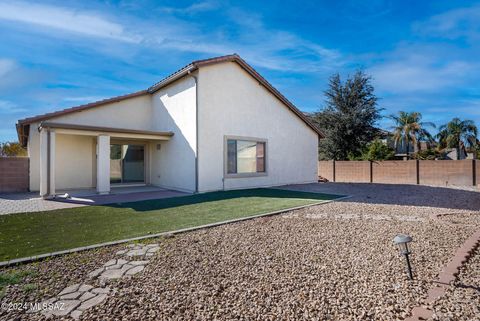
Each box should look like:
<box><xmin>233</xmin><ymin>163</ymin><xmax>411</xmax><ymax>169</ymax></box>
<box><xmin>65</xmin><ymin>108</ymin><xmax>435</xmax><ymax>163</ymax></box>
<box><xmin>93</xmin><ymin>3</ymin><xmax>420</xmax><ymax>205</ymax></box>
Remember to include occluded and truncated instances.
<box><xmin>49</xmin><ymin>94</ymin><xmax>153</xmax><ymax>129</ymax></box>
<box><xmin>197</xmin><ymin>62</ymin><xmax>318</xmax><ymax>192</ymax></box>
<box><xmin>150</xmin><ymin>76</ymin><xmax>197</xmax><ymax>192</ymax></box>
<box><xmin>27</xmin><ymin>95</ymin><xmax>155</xmax><ymax>192</ymax></box>
<box><xmin>28</xmin><ymin>123</ymin><xmax>40</xmax><ymax>191</ymax></box>
<box><xmin>55</xmin><ymin>134</ymin><xmax>96</xmax><ymax>190</ymax></box>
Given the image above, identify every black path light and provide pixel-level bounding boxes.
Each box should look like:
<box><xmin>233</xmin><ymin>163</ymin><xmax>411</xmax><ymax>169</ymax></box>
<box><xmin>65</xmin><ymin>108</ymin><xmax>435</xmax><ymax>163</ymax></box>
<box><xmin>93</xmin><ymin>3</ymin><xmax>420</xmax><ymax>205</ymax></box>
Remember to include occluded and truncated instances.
<box><xmin>393</xmin><ymin>234</ymin><xmax>414</xmax><ymax>280</ymax></box>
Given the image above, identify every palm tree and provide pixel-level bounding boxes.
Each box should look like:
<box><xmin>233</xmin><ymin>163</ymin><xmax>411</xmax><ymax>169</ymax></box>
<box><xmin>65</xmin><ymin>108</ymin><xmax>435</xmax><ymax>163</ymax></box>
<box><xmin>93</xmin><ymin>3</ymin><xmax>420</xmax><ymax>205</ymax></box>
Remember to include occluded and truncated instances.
<box><xmin>389</xmin><ymin>111</ymin><xmax>435</xmax><ymax>158</ymax></box>
<box><xmin>437</xmin><ymin>118</ymin><xmax>478</xmax><ymax>160</ymax></box>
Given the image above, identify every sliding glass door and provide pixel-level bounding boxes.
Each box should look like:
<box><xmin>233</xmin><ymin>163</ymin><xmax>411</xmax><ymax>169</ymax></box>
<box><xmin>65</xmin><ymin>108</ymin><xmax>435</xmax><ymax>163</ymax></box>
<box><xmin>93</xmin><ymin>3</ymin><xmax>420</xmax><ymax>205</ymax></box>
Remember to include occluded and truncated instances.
<box><xmin>110</xmin><ymin>144</ymin><xmax>145</xmax><ymax>184</ymax></box>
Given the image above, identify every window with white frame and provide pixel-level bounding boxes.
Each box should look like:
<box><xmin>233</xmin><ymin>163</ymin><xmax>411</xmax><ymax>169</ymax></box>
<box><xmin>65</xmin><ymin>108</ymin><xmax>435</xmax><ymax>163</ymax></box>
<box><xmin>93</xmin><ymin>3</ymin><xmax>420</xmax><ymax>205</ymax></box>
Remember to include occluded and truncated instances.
<box><xmin>226</xmin><ymin>138</ymin><xmax>266</xmax><ymax>175</ymax></box>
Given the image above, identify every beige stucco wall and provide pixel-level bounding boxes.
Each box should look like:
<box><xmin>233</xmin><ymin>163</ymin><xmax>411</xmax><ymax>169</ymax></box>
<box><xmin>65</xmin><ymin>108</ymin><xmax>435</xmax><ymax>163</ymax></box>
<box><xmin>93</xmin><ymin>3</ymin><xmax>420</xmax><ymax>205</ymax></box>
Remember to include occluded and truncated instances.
<box><xmin>49</xmin><ymin>94</ymin><xmax>153</xmax><ymax>129</ymax></box>
<box><xmin>27</xmin><ymin>94</ymin><xmax>156</xmax><ymax>192</ymax></box>
<box><xmin>28</xmin><ymin>123</ymin><xmax>40</xmax><ymax>191</ymax></box>
<box><xmin>150</xmin><ymin>76</ymin><xmax>197</xmax><ymax>192</ymax></box>
<box><xmin>55</xmin><ymin>134</ymin><xmax>96</xmax><ymax>190</ymax></box>
<box><xmin>197</xmin><ymin>62</ymin><xmax>318</xmax><ymax>192</ymax></box>
<box><xmin>27</xmin><ymin>62</ymin><xmax>317</xmax><ymax>193</ymax></box>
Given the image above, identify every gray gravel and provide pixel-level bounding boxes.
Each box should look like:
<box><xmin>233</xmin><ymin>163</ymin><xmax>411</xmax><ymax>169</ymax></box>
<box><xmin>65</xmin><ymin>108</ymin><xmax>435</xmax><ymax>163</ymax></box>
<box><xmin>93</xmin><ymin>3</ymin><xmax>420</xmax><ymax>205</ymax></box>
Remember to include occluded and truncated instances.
<box><xmin>1</xmin><ymin>183</ymin><xmax>479</xmax><ymax>320</ymax></box>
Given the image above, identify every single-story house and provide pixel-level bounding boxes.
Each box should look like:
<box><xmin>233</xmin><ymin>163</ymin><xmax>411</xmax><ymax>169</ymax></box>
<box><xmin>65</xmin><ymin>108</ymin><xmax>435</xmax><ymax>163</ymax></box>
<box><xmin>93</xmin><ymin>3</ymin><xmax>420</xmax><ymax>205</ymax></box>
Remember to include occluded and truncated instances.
<box><xmin>16</xmin><ymin>54</ymin><xmax>323</xmax><ymax>197</ymax></box>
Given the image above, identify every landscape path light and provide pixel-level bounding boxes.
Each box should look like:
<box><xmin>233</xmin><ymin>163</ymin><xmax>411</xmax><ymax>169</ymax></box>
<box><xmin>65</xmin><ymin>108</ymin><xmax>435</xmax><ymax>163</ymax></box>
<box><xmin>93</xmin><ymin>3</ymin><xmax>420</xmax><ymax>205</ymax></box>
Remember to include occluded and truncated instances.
<box><xmin>393</xmin><ymin>234</ymin><xmax>414</xmax><ymax>280</ymax></box>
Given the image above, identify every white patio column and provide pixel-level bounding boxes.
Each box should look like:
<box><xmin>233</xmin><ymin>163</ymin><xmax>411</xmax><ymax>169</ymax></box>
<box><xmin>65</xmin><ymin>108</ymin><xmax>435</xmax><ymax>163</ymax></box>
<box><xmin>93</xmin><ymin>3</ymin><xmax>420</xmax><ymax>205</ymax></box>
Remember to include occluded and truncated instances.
<box><xmin>48</xmin><ymin>130</ymin><xmax>56</xmax><ymax>197</ymax></box>
<box><xmin>39</xmin><ymin>129</ymin><xmax>56</xmax><ymax>198</ymax></box>
<box><xmin>96</xmin><ymin>135</ymin><xmax>110</xmax><ymax>194</ymax></box>
<box><xmin>39</xmin><ymin>129</ymin><xmax>48</xmax><ymax>197</ymax></box>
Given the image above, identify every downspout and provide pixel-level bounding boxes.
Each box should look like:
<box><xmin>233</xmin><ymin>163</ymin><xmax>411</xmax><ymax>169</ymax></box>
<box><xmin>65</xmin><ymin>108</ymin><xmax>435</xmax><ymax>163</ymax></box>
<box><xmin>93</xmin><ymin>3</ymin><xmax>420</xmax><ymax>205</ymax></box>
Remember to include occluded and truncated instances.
<box><xmin>188</xmin><ymin>70</ymin><xmax>199</xmax><ymax>193</ymax></box>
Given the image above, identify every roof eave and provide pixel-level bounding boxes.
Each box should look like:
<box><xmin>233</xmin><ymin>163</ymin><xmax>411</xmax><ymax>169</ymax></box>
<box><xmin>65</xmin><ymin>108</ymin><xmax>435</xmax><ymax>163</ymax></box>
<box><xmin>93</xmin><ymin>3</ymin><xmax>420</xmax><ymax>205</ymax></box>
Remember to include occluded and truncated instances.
<box><xmin>147</xmin><ymin>64</ymin><xmax>197</xmax><ymax>94</ymax></box>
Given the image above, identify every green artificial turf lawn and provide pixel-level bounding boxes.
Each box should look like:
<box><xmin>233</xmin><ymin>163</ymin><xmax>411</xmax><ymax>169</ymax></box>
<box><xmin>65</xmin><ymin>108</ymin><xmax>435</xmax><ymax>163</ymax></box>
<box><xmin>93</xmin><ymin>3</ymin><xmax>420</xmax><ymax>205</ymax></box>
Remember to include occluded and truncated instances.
<box><xmin>0</xmin><ymin>188</ymin><xmax>340</xmax><ymax>261</ymax></box>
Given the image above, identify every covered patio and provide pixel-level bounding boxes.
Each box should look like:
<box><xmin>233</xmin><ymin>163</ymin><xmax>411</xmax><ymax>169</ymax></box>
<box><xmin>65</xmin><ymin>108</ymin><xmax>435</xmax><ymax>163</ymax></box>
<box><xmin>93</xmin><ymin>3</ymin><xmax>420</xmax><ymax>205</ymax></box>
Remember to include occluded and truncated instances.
<box><xmin>38</xmin><ymin>122</ymin><xmax>174</xmax><ymax>198</ymax></box>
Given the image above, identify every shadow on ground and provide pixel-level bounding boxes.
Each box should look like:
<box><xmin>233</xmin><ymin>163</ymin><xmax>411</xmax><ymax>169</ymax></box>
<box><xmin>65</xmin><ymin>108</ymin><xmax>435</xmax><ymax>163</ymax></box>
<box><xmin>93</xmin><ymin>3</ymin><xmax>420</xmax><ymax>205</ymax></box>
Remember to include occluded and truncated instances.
<box><xmin>106</xmin><ymin>188</ymin><xmax>341</xmax><ymax>212</ymax></box>
<box><xmin>282</xmin><ymin>183</ymin><xmax>480</xmax><ymax>212</ymax></box>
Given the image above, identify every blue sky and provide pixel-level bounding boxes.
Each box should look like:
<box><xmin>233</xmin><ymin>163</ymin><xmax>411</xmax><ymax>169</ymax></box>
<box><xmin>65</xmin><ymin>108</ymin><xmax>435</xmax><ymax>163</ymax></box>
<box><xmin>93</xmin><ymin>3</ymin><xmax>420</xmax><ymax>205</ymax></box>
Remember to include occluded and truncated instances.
<box><xmin>1</xmin><ymin>0</ymin><xmax>480</xmax><ymax>141</ymax></box>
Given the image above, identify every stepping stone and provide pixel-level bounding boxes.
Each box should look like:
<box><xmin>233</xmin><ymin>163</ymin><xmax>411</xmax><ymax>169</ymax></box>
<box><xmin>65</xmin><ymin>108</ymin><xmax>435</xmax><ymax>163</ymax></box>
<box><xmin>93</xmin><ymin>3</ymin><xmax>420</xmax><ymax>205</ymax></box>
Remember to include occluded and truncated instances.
<box><xmin>92</xmin><ymin>287</ymin><xmax>110</xmax><ymax>294</ymax></box>
<box><xmin>46</xmin><ymin>299</ymin><xmax>81</xmax><ymax>317</ymax></box>
<box><xmin>145</xmin><ymin>243</ymin><xmax>159</xmax><ymax>248</ymax></box>
<box><xmin>60</xmin><ymin>291</ymin><xmax>82</xmax><ymax>300</ymax></box>
<box><xmin>146</xmin><ymin>253</ymin><xmax>154</xmax><ymax>257</ymax></box>
<box><xmin>106</xmin><ymin>263</ymin><xmax>124</xmax><ymax>270</ymax></box>
<box><xmin>88</xmin><ymin>267</ymin><xmax>105</xmax><ymax>278</ymax></box>
<box><xmin>79</xmin><ymin>291</ymin><xmax>96</xmax><ymax>302</ymax></box>
<box><xmin>130</xmin><ymin>260</ymin><xmax>149</xmax><ymax>266</ymax></box>
<box><xmin>78</xmin><ymin>284</ymin><xmax>93</xmax><ymax>292</ymax></box>
<box><xmin>77</xmin><ymin>293</ymin><xmax>108</xmax><ymax>311</ymax></box>
<box><xmin>104</xmin><ymin>259</ymin><xmax>117</xmax><ymax>267</ymax></box>
<box><xmin>126</xmin><ymin>265</ymin><xmax>144</xmax><ymax>275</ymax></box>
<box><xmin>58</xmin><ymin>284</ymin><xmax>81</xmax><ymax>296</ymax></box>
<box><xmin>146</xmin><ymin>247</ymin><xmax>159</xmax><ymax>253</ymax></box>
<box><xmin>117</xmin><ymin>258</ymin><xmax>128</xmax><ymax>264</ymax></box>
<box><xmin>100</xmin><ymin>264</ymin><xmax>134</xmax><ymax>280</ymax></box>
<box><xmin>71</xmin><ymin>309</ymin><xmax>83</xmax><ymax>320</ymax></box>
<box><xmin>126</xmin><ymin>249</ymin><xmax>147</xmax><ymax>257</ymax></box>
<box><xmin>116</xmin><ymin>249</ymin><xmax>128</xmax><ymax>255</ymax></box>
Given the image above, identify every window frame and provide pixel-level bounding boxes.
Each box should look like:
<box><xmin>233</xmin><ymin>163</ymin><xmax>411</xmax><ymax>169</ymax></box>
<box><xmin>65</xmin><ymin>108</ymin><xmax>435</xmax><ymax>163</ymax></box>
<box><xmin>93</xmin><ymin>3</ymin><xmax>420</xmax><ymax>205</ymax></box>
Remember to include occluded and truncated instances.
<box><xmin>223</xmin><ymin>135</ymin><xmax>268</xmax><ymax>178</ymax></box>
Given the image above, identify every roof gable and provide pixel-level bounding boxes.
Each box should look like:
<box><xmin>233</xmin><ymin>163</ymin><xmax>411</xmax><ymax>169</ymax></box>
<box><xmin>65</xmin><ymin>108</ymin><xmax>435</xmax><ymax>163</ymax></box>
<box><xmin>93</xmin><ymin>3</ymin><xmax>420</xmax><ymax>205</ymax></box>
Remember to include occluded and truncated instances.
<box><xmin>16</xmin><ymin>54</ymin><xmax>323</xmax><ymax>145</ymax></box>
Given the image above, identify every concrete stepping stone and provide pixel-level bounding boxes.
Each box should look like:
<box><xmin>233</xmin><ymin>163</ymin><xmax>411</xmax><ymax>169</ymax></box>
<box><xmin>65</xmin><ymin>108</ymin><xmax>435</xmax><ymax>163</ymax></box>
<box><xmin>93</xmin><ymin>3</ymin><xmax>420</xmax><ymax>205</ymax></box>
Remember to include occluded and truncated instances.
<box><xmin>36</xmin><ymin>243</ymin><xmax>155</xmax><ymax>319</ymax></box>
<box><xmin>58</xmin><ymin>283</ymin><xmax>81</xmax><ymax>296</ymax></box>
<box><xmin>117</xmin><ymin>243</ymin><xmax>160</xmax><ymax>258</ymax></box>
<box><xmin>77</xmin><ymin>293</ymin><xmax>108</xmax><ymax>311</ymax></box>
<box><xmin>45</xmin><ymin>299</ymin><xmax>81</xmax><ymax>317</ymax></box>
<box><xmin>126</xmin><ymin>265</ymin><xmax>144</xmax><ymax>275</ymax></box>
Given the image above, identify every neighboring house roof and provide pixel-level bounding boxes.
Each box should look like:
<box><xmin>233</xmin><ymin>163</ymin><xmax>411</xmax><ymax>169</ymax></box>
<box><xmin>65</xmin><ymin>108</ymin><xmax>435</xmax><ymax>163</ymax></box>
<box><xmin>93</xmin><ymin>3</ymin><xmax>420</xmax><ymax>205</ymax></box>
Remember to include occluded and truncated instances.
<box><xmin>16</xmin><ymin>54</ymin><xmax>323</xmax><ymax>146</ymax></box>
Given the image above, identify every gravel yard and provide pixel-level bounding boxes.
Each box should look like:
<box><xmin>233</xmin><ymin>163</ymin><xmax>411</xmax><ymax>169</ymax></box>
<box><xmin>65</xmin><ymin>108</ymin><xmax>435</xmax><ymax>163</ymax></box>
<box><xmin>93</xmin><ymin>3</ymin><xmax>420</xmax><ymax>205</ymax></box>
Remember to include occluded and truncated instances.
<box><xmin>430</xmin><ymin>246</ymin><xmax>480</xmax><ymax>320</ymax></box>
<box><xmin>1</xmin><ymin>183</ymin><xmax>479</xmax><ymax>320</ymax></box>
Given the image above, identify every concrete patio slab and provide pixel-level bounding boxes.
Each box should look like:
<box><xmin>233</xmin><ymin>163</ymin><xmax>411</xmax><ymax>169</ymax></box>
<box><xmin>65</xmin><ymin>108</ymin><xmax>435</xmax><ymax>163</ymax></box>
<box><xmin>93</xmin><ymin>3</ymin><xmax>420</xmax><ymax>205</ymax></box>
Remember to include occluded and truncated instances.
<box><xmin>0</xmin><ymin>186</ymin><xmax>190</xmax><ymax>215</ymax></box>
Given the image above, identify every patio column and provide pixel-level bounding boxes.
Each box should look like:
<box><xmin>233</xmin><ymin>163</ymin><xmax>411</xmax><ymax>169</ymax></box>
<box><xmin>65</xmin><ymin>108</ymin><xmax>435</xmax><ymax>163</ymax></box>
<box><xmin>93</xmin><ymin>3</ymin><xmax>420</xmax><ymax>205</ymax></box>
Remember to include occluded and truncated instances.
<box><xmin>39</xmin><ymin>129</ymin><xmax>56</xmax><ymax>198</ymax></box>
<box><xmin>49</xmin><ymin>130</ymin><xmax>56</xmax><ymax>196</ymax></box>
<box><xmin>96</xmin><ymin>135</ymin><xmax>110</xmax><ymax>194</ymax></box>
<box><xmin>39</xmin><ymin>129</ymin><xmax>48</xmax><ymax>197</ymax></box>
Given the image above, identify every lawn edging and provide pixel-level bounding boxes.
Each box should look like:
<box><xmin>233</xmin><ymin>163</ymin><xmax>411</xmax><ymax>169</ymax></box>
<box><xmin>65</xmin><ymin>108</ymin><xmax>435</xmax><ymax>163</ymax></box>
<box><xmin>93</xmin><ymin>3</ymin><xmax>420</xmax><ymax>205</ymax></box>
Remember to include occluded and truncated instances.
<box><xmin>0</xmin><ymin>195</ymin><xmax>350</xmax><ymax>268</ymax></box>
<box><xmin>405</xmin><ymin>228</ymin><xmax>480</xmax><ymax>321</ymax></box>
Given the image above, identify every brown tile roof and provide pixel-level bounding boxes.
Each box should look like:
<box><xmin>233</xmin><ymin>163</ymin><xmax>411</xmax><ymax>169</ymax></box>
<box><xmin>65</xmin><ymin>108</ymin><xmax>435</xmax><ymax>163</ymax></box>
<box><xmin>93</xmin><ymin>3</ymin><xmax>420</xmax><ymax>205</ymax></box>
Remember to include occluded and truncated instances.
<box><xmin>17</xmin><ymin>54</ymin><xmax>323</xmax><ymax>145</ymax></box>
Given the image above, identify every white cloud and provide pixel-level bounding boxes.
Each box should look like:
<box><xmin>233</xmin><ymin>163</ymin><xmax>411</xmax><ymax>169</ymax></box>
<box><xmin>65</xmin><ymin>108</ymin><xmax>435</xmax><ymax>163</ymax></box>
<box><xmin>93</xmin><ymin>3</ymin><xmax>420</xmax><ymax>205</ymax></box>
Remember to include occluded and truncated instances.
<box><xmin>413</xmin><ymin>5</ymin><xmax>480</xmax><ymax>41</ymax></box>
<box><xmin>0</xmin><ymin>1</ymin><xmax>140</xmax><ymax>42</ymax></box>
<box><xmin>0</xmin><ymin>100</ymin><xmax>28</xmax><ymax>113</ymax></box>
<box><xmin>370</xmin><ymin>58</ymin><xmax>474</xmax><ymax>93</ymax></box>
<box><xmin>160</xmin><ymin>1</ymin><xmax>219</xmax><ymax>15</ymax></box>
<box><xmin>0</xmin><ymin>59</ymin><xmax>16</xmax><ymax>78</ymax></box>
<box><xmin>0</xmin><ymin>1</ymin><xmax>344</xmax><ymax>73</ymax></box>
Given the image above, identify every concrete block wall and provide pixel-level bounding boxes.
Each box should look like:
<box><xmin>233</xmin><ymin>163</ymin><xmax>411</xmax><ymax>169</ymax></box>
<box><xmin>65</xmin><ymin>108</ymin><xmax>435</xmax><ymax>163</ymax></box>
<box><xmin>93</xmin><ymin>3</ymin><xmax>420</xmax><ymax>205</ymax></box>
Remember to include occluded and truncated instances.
<box><xmin>318</xmin><ymin>160</ymin><xmax>335</xmax><ymax>181</ymax></box>
<box><xmin>372</xmin><ymin>160</ymin><xmax>417</xmax><ymax>184</ymax></box>
<box><xmin>419</xmin><ymin>160</ymin><xmax>474</xmax><ymax>186</ymax></box>
<box><xmin>334</xmin><ymin>161</ymin><xmax>371</xmax><ymax>183</ymax></box>
<box><xmin>0</xmin><ymin>157</ymin><xmax>29</xmax><ymax>192</ymax></box>
<box><xmin>319</xmin><ymin>160</ymin><xmax>477</xmax><ymax>187</ymax></box>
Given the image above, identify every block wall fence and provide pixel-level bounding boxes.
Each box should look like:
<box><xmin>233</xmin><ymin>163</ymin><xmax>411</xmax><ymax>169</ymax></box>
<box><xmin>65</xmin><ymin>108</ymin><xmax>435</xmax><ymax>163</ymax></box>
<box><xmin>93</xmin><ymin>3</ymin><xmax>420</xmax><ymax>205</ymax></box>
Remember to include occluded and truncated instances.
<box><xmin>0</xmin><ymin>157</ymin><xmax>29</xmax><ymax>193</ymax></box>
<box><xmin>319</xmin><ymin>160</ymin><xmax>478</xmax><ymax>186</ymax></box>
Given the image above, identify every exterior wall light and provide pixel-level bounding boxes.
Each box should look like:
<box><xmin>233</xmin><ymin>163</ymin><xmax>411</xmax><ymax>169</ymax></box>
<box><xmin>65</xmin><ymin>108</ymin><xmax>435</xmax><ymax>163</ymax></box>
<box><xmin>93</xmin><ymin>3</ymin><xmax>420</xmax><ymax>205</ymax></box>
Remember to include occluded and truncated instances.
<box><xmin>393</xmin><ymin>234</ymin><xmax>414</xmax><ymax>280</ymax></box>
